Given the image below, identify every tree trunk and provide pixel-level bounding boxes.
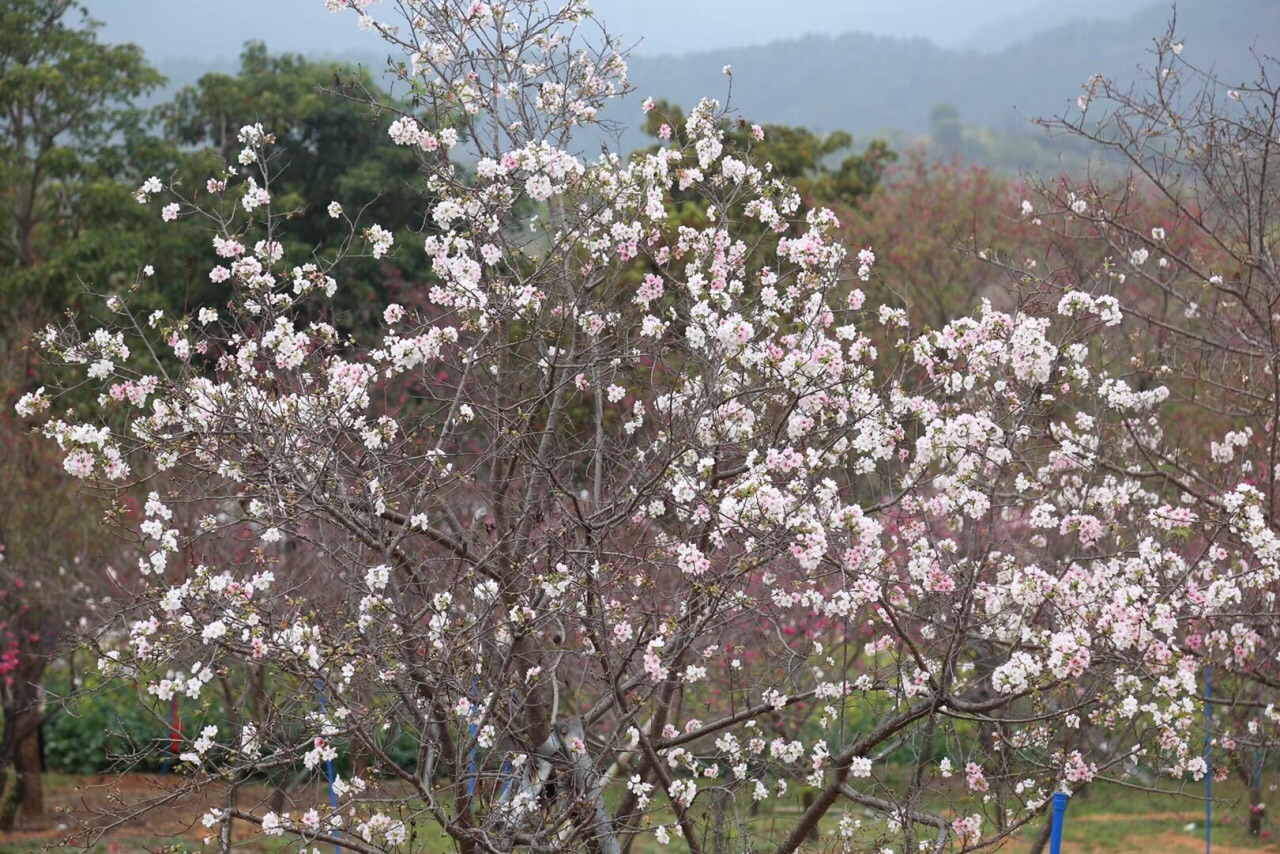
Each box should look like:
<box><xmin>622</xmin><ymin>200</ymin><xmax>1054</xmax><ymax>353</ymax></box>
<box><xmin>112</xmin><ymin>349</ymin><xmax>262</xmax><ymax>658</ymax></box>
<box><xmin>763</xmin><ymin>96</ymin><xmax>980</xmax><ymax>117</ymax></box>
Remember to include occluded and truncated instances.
<box><xmin>352</xmin><ymin>742</ymin><xmax>370</xmax><ymax>779</ymax></box>
<box><xmin>1232</xmin><ymin>752</ymin><xmax>1266</xmax><ymax>837</ymax></box>
<box><xmin>13</xmin><ymin>707</ymin><xmax>42</xmax><ymax>824</ymax></box>
<box><xmin>0</xmin><ymin>707</ymin><xmax>18</xmax><ymax>830</ymax></box>
<box><xmin>802</xmin><ymin>790</ymin><xmax>819</xmax><ymax>842</ymax></box>
<box><xmin>1029</xmin><ymin>782</ymin><xmax>1087</xmax><ymax>853</ymax></box>
<box><xmin>1027</xmin><ymin>812</ymin><xmax>1053</xmax><ymax>854</ymax></box>
<box><xmin>0</xmin><ymin>671</ymin><xmax>45</xmax><ymax>831</ymax></box>
<box><xmin>0</xmin><ymin>714</ymin><xmax>44</xmax><ymax>830</ymax></box>
<box><xmin>1248</xmin><ymin>779</ymin><xmax>1265</xmax><ymax>837</ymax></box>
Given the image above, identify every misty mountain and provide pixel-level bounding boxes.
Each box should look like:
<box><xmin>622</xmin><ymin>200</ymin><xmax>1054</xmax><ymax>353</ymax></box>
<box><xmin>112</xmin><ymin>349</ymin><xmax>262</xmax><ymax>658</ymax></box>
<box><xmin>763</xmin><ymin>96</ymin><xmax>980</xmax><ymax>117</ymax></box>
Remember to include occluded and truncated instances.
<box><xmin>125</xmin><ymin>0</ymin><xmax>1278</xmax><ymax>169</ymax></box>
<box><xmin>960</xmin><ymin>0</ymin><xmax>1153</xmax><ymax>52</ymax></box>
<box><xmin>83</xmin><ymin>0</ymin><xmax>1156</xmax><ymax>63</ymax></box>
<box><xmin>604</xmin><ymin>0</ymin><xmax>1278</xmax><ymax>150</ymax></box>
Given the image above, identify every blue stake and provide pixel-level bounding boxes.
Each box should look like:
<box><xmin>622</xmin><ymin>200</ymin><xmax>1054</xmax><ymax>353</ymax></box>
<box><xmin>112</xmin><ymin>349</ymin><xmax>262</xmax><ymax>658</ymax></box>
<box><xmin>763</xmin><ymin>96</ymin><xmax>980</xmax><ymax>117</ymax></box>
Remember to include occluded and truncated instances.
<box><xmin>163</xmin><ymin>694</ymin><xmax>178</xmax><ymax>775</ymax></box>
<box><xmin>1049</xmin><ymin>791</ymin><xmax>1069</xmax><ymax>854</ymax></box>
<box><xmin>1205</xmin><ymin>666</ymin><xmax>1212</xmax><ymax>854</ymax></box>
<box><xmin>1255</xmin><ymin>747</ymin><xmax>1266</xmax><ymax>832</ymax></box>
<box><xmin>317</xmin><ymin>680</ymin><xmax>341</xmax><ymax>854</ymax></box>
<box><xmin>1256</xmin><ymin>747</ymin><xmax>1264</xmax><ymax>798</ymax></box>
<box><xmin>466</xmin><ymin>677</ymin><xmax>479</xmax><ymax>797</ymax></box>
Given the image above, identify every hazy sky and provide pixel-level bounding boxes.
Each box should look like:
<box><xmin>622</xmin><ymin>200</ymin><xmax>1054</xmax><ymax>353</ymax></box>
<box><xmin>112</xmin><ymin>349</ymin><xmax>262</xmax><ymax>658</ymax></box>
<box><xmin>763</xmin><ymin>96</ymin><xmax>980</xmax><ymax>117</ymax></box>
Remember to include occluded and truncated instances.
<box><xmin>82</xmin><ymin>0</ymin><xmax>1147</xmax><ymax>62</ymax></box>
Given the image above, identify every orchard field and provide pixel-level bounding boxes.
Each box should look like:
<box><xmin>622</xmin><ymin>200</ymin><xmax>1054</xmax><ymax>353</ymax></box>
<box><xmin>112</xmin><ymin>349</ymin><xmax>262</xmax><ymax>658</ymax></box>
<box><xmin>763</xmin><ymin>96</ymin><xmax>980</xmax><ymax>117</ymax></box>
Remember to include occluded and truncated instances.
<box><xmin>4</xmin><ymin>0</ymin><xmax>1280</xmax><ymax>852</ymax></box>
<box><xmin>2</xmin><ymin>774</ymin><xmax>1279</xmax><ymax>852</ymax></box>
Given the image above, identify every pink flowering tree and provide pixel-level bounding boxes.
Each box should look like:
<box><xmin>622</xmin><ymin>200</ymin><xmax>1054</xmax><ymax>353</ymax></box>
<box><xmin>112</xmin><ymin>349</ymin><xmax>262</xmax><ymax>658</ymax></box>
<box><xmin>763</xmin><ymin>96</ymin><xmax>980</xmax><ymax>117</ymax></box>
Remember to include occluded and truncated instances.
<box><xmin>19</xmin><ymin>2</ymin><xmax>1280</xmax><ymax>852</ymax></box>
<box><xmin>0</xmin><ymin>318</ymin><xmax>121</xmax><ymax>830</ymax></box>
<box><xmin>1029</xmin><ymin>20</ymin><xmax>1280</xmax><ymax>837</ymax></box>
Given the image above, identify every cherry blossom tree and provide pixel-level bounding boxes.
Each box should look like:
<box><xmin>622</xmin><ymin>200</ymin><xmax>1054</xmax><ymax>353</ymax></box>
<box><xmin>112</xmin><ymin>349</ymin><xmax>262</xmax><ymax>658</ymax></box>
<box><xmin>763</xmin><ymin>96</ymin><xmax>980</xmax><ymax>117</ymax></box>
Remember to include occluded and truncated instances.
<box><xmin>0</xmin><ymin>318</ymin><xmax>114</xmax><ymax>829</ymax></box>
<box><xmin>18</xmin><ymin>2</ymin><xmax>1280</xmax><ymax>852</ymax></box>
<box><xmin>1030</xmin><ymin>19</ymin><xmax>1280</xmax><ymax>837</ymax></box>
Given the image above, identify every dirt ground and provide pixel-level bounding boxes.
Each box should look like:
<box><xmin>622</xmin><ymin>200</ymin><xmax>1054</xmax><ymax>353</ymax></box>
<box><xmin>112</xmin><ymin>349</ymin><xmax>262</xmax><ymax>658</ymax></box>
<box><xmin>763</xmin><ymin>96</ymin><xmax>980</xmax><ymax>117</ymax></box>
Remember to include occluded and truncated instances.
<box><xmin>1</xmin><ymin>773</ymin><xmax>299</xmax><ymax>850</ymax></box>
<box><xmin>3</xmin><ymin>775</ymin><xmax>1280</xmax><ymax>853</ymax></box>
<box><xmin>1130</xmin><ymin>832</ymin><xmax>1266</xmax><ymax>854</ymax></box>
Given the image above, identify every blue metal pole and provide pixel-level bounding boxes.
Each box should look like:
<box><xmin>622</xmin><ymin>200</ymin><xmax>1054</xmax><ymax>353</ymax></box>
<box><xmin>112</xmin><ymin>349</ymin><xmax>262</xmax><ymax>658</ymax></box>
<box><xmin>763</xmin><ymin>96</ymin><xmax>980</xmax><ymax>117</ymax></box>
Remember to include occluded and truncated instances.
<box><xmin>1049</xmin><ymin>791</ymin><xmax>1068</xmax><ymax>854</ymax></box>
<box><xmin>466</xmin><ymin>677</ymin><xmax>479</xmax><ymax>797</ymax></box>
<box><xmin>1205</xmin><ymin>666</ymin><xmax>1212</xmax><ymax>854</ymax></box>
<box><xmin>163</xmin><ymin>694</ymin><xmax>177</xmax><ymax>775</ymax></box>
<box><xmin>317</xmin><ymin>680</ymin><xmax>341</xmax><ymax>854</ymax></box>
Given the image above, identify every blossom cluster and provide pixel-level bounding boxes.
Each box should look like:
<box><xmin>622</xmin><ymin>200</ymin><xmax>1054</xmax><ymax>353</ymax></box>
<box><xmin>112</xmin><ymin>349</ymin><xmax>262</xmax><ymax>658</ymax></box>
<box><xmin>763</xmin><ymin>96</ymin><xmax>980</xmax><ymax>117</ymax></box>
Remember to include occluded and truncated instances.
<box><xmin>17</xmin><ymin>2</ymin><xmax>1280</xmax><ymax>852</ymax></box>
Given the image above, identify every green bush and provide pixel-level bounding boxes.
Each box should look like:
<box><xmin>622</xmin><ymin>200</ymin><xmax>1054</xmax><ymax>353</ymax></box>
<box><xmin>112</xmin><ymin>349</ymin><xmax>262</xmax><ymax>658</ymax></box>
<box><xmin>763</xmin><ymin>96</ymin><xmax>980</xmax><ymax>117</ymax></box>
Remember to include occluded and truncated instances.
<box><xmin>43</xmin><ymin>670</ymin><xmax>173</xmax><ymax>774</ymax></box>
<box><xmin>39</xmin><ymin>667</ymin><xmax>422</xmax><ymax>777</ymax></box>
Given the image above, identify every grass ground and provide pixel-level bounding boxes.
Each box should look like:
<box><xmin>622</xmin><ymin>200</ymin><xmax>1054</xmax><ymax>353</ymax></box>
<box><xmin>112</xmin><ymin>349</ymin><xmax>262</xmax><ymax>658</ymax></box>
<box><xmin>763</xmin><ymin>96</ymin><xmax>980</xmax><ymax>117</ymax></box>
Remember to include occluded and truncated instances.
<box><xmin>0</xmin><ymin>772</ymin><xmax>1277</xmax><ymax>852</ymax></box>
<box><xmin>1002</xmin><ymin>777</ymin><xmax>1280</xmax><ymax>854</ymax></box>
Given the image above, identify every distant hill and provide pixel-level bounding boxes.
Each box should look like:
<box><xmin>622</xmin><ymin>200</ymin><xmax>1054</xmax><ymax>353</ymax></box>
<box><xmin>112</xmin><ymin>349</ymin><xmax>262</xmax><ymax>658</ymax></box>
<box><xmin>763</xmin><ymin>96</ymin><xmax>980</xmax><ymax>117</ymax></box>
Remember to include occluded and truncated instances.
<box><xmin>960</xmin><ymin>0</ymin><xmax>1153</xmax><ymax>52</ymax></box>
<box><xmin>82</xmin><ymin>0</ymin><xmax>1159</xmax><ymax>63</ymax></box>
<box><xmin>139</xmin><ymin>0</ymin><xmax>1279</xmax><ymax>172</ymax></box>
<box><xmin>609</xmin><ymin>0</ymin><xmax>1278</xmax><ymax>147</ymax></box>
